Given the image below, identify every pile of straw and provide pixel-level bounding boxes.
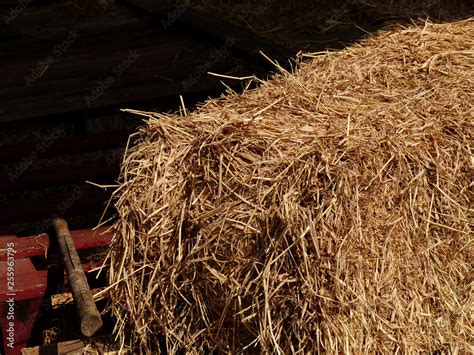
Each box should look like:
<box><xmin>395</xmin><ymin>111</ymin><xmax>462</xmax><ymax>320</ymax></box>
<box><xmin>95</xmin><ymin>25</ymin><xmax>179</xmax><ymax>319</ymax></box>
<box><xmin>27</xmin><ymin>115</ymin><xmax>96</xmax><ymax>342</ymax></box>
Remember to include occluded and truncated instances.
<box><xmin>108</xmin><ymin>19</ymin><xmax>473</xmax><ymax>353</ymax></box>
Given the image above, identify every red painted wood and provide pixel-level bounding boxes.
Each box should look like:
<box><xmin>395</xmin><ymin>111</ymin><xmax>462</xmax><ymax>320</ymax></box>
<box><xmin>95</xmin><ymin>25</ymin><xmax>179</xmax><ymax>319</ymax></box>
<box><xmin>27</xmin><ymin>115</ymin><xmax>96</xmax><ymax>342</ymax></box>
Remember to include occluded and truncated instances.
<box><xmin>0</xmin><ymin>297</ymin><xmax>42</xmax><ymax>319</ymax></box>
<box><xmin>0</xmin><ymin>226</ymin><xmax>113</xmax><ymax>261</ymax></box>
<box><xmin>0</xmin><ymin>258</ymin><xmax>107</xmax><ymax>303</ymax></box>
<box><xmin>1</xmin><ymin>314</ymin><xmax>39</xmax><ymax>353</ymax></box>
<box><xmin>1</xmin><ymin>327</ymin><xmax>26</xmax><ymax>355</ymax></box>
<box><xmin>0</xmin><ymin>258</ymin><xmax>47</xmax><ymax>302</ymax></box>
<box><xmin>0</xmin><ymin>226</ymin><xmax>112</xmax><ymax>302</ymax></box>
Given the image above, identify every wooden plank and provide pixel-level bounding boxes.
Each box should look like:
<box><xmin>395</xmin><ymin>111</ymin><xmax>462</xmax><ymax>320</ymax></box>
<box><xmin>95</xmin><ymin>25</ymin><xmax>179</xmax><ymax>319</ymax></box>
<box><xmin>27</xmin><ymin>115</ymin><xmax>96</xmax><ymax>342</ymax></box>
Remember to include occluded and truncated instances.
<box><xmin>2</xmin><ymin>57</ymin><xmax>241</xmax><ymax>107</ymax></box>
<box><xmin>0</xmin><ymin>1</ymin><xmax>260</xmax><ymax>124</ymax></box>
<box><xmin>0</xmin><ymin>70</ymin><xmax>245</xmax><ymax>123</ymax></box>
<box><xmin>0</xmin><ymin>258</ymin><xmax>107</xmax><ymax>302</ymax></box>
<box><xmin>20</xmin><ymin>339</ymin><xmax>118</xmax><ymax>354</ymax></box>
<box><xmin>0</xmin><ymin>258</ymin><xmax>48</xmax><ymax>302</ymax></box>
<box><xmin>0</xmin><ymin>297</ymin><xmax>42</xmax><ymax>318</ymax></box>
<box><xmin>0</xmin><ymin>38</ymin><xmax>225</xmax><ymax>90</ymax></box>
<box><xmin>0</xmin><ymin>226</ymin><xmax>113</xmax><ymax>261</ymax></box>
<box><xmin>14</xmin><ymin>15</ymin><xmax>144</xmax><ymax>42</ymax></box>
<box><xmin>1</xmin><ymin>316</ymin><xmax>33</xmax><ymax>353</ymax></box>
<box><xmin>0</xmin><ymin>36</ymin><xmax>246</xmax><ymax>123</ymax></box>
<box><xmin>0</xmin><ymin>288</ymin><xmax>107</xmax><ymax>319</ymax></box>
<box><xmin>0</xmin><ymin>130</ymin><xmax>131</xmax><ymax>163</ymax></box>
<box><xmin>0</xmin><ymin>188</ymin><xmax>111</xmax><ymax>228</ymax></box>
<box><xmin>51</xmin><ymin>287</ymin><xmax>108</xmax><ymax>309</ymax></box>
<box><xmin>1</xmin><ymin>2</ymin><xmax>135</xmax><ymax>39</ymax></box>
<box><xmin>0</xmin><ymin>154</ymin><xmax>120</xmax><ymax>193</ymax></box>
<box><xmin>0</xmin><ymin>27</ymin><xmax>177</xmax><ymax>78</ymax></box>
<box><xmin>124</xmin><ymin>0</ymin><xmax>293</xmax><ymax>65</ymax></box>
<box><xmin>0</xmin><ymin>264</ymin><xmax>108</xmax><ymax>353</ymax></box>
<box><xmin>0</xmin><ymin>18</ymin><xmax>160</xmax><ymax>61</ymax></box>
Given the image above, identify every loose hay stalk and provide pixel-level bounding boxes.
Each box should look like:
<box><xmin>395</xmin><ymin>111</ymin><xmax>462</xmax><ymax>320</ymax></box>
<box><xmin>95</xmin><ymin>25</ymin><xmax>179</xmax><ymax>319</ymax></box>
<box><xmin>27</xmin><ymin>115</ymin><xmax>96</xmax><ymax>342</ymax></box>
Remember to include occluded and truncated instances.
<box><xmin>107</xmin><ymin>19</ymin><xmax>473</xmax><ymax>353</ymax></box>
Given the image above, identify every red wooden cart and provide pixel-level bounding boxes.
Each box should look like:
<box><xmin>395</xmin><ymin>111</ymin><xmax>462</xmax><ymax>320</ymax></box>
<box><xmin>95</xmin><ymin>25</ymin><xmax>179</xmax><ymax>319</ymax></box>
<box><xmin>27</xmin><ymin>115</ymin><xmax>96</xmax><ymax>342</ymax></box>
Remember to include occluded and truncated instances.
<box><xmin>0</xmin><ymin>227</ymin><xmax>113</xmax><ymax>354</ymax></box>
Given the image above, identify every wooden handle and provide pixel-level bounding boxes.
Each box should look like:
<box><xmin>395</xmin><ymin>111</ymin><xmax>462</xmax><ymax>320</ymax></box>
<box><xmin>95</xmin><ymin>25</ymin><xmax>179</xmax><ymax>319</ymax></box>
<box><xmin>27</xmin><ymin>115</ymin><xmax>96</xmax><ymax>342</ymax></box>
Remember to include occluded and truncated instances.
<box><xmin>53</xmin><ymin>218</ymin><xmax>103</xmax><ymax>337</ymax></box>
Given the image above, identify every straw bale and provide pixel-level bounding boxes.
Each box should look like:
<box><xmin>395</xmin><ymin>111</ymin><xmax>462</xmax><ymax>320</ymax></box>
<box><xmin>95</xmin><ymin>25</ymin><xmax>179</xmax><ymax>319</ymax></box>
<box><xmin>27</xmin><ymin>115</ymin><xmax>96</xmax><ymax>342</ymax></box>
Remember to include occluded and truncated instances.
<box><xmin>107</xmin><ymin>19</ymin><xmax>473</xmax><ymax>353</ymax></box>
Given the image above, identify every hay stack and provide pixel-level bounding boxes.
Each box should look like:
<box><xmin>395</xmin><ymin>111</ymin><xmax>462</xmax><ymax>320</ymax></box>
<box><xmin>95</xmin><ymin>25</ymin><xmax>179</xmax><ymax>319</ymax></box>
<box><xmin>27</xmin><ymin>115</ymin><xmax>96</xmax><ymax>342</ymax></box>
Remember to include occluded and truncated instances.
<box><xmin>108</xmin><ymin>19</ymin><xmax>473</xmax><ymax>353</ymax></box>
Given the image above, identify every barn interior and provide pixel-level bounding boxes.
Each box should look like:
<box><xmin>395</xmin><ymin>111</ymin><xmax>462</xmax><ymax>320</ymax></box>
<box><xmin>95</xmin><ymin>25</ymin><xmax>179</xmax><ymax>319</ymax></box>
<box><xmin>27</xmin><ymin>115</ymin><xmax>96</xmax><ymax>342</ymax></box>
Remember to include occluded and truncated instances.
<box><xmin>0</xmin><ymin>0</ymin><xmax>472</xmax><ymax>353</ymax></box>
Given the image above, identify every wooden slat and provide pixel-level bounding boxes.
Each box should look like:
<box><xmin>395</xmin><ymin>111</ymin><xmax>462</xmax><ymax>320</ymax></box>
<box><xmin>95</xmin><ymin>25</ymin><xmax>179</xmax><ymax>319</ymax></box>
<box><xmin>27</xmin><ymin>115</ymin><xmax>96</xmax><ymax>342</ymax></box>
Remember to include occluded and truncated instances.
<box><xmin>0</xmin><ymin>258</ymin><xmax>107</xmax><ymax>302</ymax></box>
<box><xmin>0</xmin><ymin>19</ymin><xmax>162</xmax><ymax>62</ymax></box>
<box><xmin>0</xmin><ymin>0</ymin><xmax>256</xmax><ymax>124</ymax></box>
<box><xmin>0</xmin><ymin>71</ymin><xmax>244</xmax><ymax>123</ymax></box>
<box><xmin>0</xmin><ymin>39</ymin><xmax>246</xmax><ymax>123</ymax></box>
<box><xmin>0</xmin><ymin>155</ymin><xmax>119</xmax><ymax>193</ymax></box>
<box><xmin>0</xmin><ymin>258</ymin><xmax>47</xmax><ymax>301</ymax></box>
<box><xmin>0</xmin><ymin>130</ymin><xmax>131</xmax><ymax>163</ymax></box>
<box><xmin>0</xmin><ymin>297</ymin><xmax>42</xmax><ymax>318</ymax></box>
<box><xmin>1</xmin><ymin>38</ymin><xmax>234</xmax><ymax>91</ymax></box>
<box><xmin>0</xmin><ymin>316</ymin><xmax>33</xmax><ymax>352</ymax></box>
<box><xmin>0</xmin><ymin>188</ymin><xmax>111</xmax><ymax>226</ymax></box>
<box><xmin>125</xmin><ymin>0</ymin><xmax>293</xmax><ymax>65</ymax></box>
<box><xmin>0</xmin><ymin>226</ymin><xmax>113</xmax><ymax>261</ymax></box>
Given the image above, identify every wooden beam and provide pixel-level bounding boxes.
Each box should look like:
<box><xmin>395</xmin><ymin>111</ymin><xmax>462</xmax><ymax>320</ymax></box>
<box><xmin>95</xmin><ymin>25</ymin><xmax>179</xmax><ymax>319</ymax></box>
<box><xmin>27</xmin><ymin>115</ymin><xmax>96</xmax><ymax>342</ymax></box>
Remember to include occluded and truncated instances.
<box><xmin>0</xmin><ymin>12</ymin><xmax>250</xmax><ymax>124</ymax></box>
<box><xmin>0</xmin><ymin>130</ymin><xmax>131</xmax><ymax>163</ymax></box>
<box><xmin>0</xmin><ymin>154</ymin><xmax>120</xmax><ymax>193</ymax></box>
<box><xmin>124</xmin><ymin>0</ymin><xmax>293</xmax><ymax>66</ymax></box>
<box><xmin>53</xmin><ymin>218</ymin><xmax>103</xmax><ymax>337</ymax></box>
<box><xmin>0</xmin><ymin>188</ymin><xmax>111</xmax><ymax>226</ymax></box>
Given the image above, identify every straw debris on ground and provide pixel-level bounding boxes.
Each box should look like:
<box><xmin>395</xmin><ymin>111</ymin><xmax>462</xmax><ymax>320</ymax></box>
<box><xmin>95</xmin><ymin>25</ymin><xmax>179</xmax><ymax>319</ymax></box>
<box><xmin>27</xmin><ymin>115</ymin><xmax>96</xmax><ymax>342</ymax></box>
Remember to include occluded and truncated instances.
<box><xmin>107</xmin><ymin>19</ymin><xmax>473</xmax><ymax>353</ymax></box>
